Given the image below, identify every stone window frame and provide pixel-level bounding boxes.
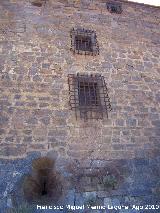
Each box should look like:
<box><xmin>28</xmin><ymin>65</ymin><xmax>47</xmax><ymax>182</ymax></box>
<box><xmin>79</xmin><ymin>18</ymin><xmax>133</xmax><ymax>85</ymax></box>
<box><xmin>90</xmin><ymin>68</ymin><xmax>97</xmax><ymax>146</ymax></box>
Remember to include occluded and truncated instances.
<box><xmin>70</xmin><ymin>28</ymin><xmax>99</xmax><ymax>56</ymax></box>
<box><xmin>68</xmin><ymin>73</ymin><xmax>111</xmax><ymax>120</ymax></box>
<box><xmin>106</xmin><ymin>2</ymin><xmax>122</xmax><ymax>14</ymax></box>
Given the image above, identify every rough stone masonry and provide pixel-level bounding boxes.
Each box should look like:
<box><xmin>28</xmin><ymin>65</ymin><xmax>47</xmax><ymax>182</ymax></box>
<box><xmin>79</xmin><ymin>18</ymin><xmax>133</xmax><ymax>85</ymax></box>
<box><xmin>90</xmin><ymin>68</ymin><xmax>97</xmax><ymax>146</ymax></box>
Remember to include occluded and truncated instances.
<box><xmin>0</xmin><ymin>0</ymin><xmax>160</xmax><ymax>212</ymax></box>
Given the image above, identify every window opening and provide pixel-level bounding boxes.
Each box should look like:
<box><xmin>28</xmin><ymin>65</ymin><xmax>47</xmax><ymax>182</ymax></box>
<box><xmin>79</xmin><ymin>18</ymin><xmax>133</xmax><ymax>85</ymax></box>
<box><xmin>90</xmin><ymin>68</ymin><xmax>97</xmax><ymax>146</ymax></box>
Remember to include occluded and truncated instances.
<box><xmin>68</xmin><ymin>73</ymin><xmax>111</xmax><ymax>120</ymax></box>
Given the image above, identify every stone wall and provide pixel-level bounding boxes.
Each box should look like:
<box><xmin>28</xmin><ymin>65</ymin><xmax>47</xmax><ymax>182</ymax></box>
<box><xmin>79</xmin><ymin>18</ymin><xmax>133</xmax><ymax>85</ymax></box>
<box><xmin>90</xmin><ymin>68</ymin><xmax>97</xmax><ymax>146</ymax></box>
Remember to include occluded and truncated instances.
<box><xmin>0</xmin><ymin>0</ymin><xmax>160</xmax><ymax>211</ymax></box>
<box><xmin>0</xmin><ymin>0</ymin><xmax>159</xmax><ymax>161</ymax></box>
<box><xmin>0</xmin><ymin>154</ymin><xmax>160</xmax><ymax>212</ymax></box>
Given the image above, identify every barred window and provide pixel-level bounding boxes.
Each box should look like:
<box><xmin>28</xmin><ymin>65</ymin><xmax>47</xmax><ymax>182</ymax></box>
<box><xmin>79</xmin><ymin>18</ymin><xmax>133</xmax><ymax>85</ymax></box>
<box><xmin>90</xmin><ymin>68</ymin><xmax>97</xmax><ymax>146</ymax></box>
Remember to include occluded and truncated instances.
<box><xmin>70</xmin><ymin>28</ymin><xmax>99</xmax><ymax>56</ymax></box>
<box><xmin>75</xmin><ymin>35</ymin><xmax>92</xmax><ymax>52</ymax></box>
<box><xmin>68</xmin><ymin>73</ymin><xmax>111</xmax><ymax>120</ymax></box>
<box><xmin>106</xmin><ymin>2</ymin><xmax>122</xmax><ymax>14</ymax></box>
<box><xmin>78</xmin><ymin>81</ymin><xmax>99</xmax><ymax>107</ymax></box>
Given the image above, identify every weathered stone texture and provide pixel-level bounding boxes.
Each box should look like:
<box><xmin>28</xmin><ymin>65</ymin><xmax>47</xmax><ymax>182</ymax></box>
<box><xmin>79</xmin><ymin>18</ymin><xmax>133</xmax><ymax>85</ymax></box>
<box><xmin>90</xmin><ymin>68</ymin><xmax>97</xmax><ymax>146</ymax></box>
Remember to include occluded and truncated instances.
<box><xmin>0</xmin><ymin>154</ymin><xmax>160</xmax><ymax>212</ymax></box>
<box><xmin>0</xmin><ymin>0</ymin><xmax>159</xmax><ymax>163</ymax></box>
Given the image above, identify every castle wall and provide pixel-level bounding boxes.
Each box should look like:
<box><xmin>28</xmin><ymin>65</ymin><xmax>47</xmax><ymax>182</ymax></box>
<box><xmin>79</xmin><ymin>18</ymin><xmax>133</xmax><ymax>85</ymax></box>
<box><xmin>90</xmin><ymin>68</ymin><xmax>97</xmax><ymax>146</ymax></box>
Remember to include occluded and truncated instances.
<box><xmin>0</xmin><ymin>0</ymin><xmax>160</xmax><ymax>163</ymax></box>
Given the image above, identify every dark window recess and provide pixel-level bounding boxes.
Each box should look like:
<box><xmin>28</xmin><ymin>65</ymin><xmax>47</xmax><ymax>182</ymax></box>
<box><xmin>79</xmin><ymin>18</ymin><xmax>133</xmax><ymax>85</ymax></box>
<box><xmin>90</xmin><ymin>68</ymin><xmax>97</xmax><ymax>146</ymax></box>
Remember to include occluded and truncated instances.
<box><xmin>106</xmin><ymin>2</ymin><xmax>122</xmax><ymax>14</ymax></box>
<box><xmin>78</xmin><ymin>82</ymin><xmax>99</xmax><ymax>106</ymax></box>
<box><xmin>68</xmin><ymin>73</ymin><xmax>111</xmax><ymax>120</ymax></box>
<box><xmin>31</xmin><ymin>0</ymin><xmax>47</xmax><ymax>7</ymax></box>
<box><xmin>75</xmin><ymin>35</ymin><xmax>92</xmax><ymax>52</ymax></box>
<box><xmin>70</xmin><ymin>28</ymin><xmax>99</xmax><ymax>56</ymax></box>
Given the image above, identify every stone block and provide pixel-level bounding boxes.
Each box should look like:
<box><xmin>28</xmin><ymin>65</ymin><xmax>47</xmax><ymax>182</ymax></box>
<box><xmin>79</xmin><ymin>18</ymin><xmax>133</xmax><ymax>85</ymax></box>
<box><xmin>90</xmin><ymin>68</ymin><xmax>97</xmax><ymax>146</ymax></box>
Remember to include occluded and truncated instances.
<box><xmin>149</xmin><ymin>113</ymin><xmax>159</xmax><ymax>120</ymax></box>
<box><xmin>23</xmin><ymin>130</ymin><xmax>32</xmax><ymax>135</ymax></box>
<box><xmin>28</xmin><ymin>67</ymin><xmax>38</xmax><ymax>76</ymax></box>
<box><xmin>15</xmin><ymin>101</ymin><xmax>25</xmax><ymax>106</ymax></box>
<box><xmin>46</xmin><ymin>150</ymin><xmax>58</xmax><ymax>160</ymax></box>
<box><xmin>112</xmin><ymin>144</ymin><xmax>126</xmax><ymax>150</ymax></box>
<box><xmin>97</xmin><ymin>191</ymin><xmax>110</xmax><ymax>198</ymax></box>
<box><xmin>23</xmin><ymin>136</ymin><xmax>32</xmax><ymax>143</ymax></box>
<box><xmin>25</xmin><ymin>117</ymin><xmax>38</xmax><ymax>125</ymax></box>
<box><xmin>39</xmin><ymin>103</ymin><xmax>50</xmax><ymax>108</ymax></box>
<box><xmin>28</xmin><ymin>144</ymin><xmax>46</xmax><ymax>150</ymax></box>
<box><xmin>48</xmin><ymin>129</ymin><xmax>67</xmax><ymax>137</ymax></box>
<box><xmin>133</xmin><ymin>158</ymin><xmax>149</xmax><ymax>167</ymax></box>
<box><xmin>104</xmin><ymin>197</ymin><xmax>112</xmax><ymax>206</ymax></box>
<box><xmin>121</xmin><ymin>130</ymin><xmax>130</xmax><ymax>136</ymax></box>
<box><xmin>0</xmin><ymin>115</ymin><xmax>9</xmax><ymax>126</ymax></box>
<box><xmin>111</xmin><ymin>137</ymin><xmax>120</xmax><ymax>143</ymax></box>
<box><xmin>126</xmin><ymin>119</ymin><xmax>137</xmax><ymax>127</ymax></box>
<box><xmin>80</xmin><ymin>177</ymin><xmax>91</xmax><ymax>186</ymax></box>
<box><xmin>91</xmin><ymin>160</ymin><xmax>107</xmax><ymax>168</ymax></box>
<box><xmin>5</xmin><ymin>136</ymin><xmax>14</xmax><ymax>142</ymax></box>
<box><xmin>0</xmin><ymin>129</ymin><xmax>5</xmax><ymax>135</ymax></box>
<box><xmin>14</xmin><ymin>94</ymin><xmax>21</xmax><ymax>100</ymax></box>
<box><xmin>42</xmin><ymin>63</ymin><xmax>50</xmax><ymax>69</ymax></box>
<box><xmin>0</xmin><ymin>100</ymin><xmax>11</xmax><ymax>107</ymax></box>
<box><xmin>33</xmin><ymin>127</ymin><xmax>47</xmax><ymax>137</ymax></box>
<box><xmin>154</xmin><ymin>129</ymin><xmax>160</xmax><ymax>136</ymax></box>
<box><xmin>80</xmin><ymin>160</ymin><xmax>91</xmax><ymax>168</ymax></box>
<box><xmin>40</xmin><ymin>117</ymin><xmax>50</xmax><ymax>125</ymax></box>
<box><xmin>33</xmin><ymin>109</ymin><xmax>52</xmax><ymax>117</ymax></box>
<box><xmin>135</xmin><ymin>149</ymin><xmax>147</xmax><ymax>159</ymax></box>
<box><xmin>149</xmin><ymin>137</ymin><xmax>160</xmax><ymax>145</ymax></box>
<box><xmin>75</xmin><ymin>193</ymin><xmax>84</xmax><ymax>206</ymax></box>
<box><xmin>112</xmin><ymin>198</ymin><xmax>121</xmax><ymax>206</ymax></box>
<box><xmin>115</xmin><ymin>119</ymin><xmax>125</xmax><ymax>127</ymax></box>
<box><xmin>65</xmin><ymin>189</ymin><xmax>75</xmax><ymax>206</ymax></box>
<box><xmin>52</xmin><ymin>118</ymin><xmax>67</xmax><ymax>126</ymax></box>
<box><xmin>26</xmin><ymin>101</ymin><xmax>37</xmax><ymax>107</ymax></box>
<box><xmin>32</xmin><ymin>75</ymin><xmax>42</xmax><ymax>82</ymax></box>
<box><xmin>0</xmin><ymin>145</ymin><xmax>27</xmax><ymax>157</ymax></box>
<box><xmin>47</xmin><ymin>137</ymin><xmax>58</xmax><ymax>143</ymax></box>
<box><xmin>152</xmin><ymin>120</ymin><xmax>160</xmax><ymax>128</ymax></box>
<box><xmin>155</xmin><ymin>94</ymin><xmax>160</xmax><ymax>102</ymax></box>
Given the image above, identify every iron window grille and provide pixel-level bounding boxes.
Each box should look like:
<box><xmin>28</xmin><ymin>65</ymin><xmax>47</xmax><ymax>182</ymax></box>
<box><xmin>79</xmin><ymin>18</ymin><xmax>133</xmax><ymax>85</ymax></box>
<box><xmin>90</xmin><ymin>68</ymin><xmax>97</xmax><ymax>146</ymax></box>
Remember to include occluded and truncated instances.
<box><xmin>70</xmin><ymin>28</ymin><xmax>99</xmax><ymax>56</ymax></box>
<box><xmin>106</xmin><ymin>2</ymin><xmax>122</xmax><ymax>14</ymax></box>
<box><xmin>68</xmin><ymin>73</ymin><xmax>111</xmax><ymax>120</ymax></box>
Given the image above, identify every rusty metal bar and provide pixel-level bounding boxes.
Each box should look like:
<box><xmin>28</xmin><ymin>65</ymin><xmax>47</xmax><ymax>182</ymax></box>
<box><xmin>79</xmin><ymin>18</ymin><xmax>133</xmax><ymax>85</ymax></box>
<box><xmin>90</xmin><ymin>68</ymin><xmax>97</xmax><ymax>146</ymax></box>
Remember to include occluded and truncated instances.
<box><xmin>68</xmin><ymin>73</ymin><xmax>111</xmax><ymax>120</ymax></box>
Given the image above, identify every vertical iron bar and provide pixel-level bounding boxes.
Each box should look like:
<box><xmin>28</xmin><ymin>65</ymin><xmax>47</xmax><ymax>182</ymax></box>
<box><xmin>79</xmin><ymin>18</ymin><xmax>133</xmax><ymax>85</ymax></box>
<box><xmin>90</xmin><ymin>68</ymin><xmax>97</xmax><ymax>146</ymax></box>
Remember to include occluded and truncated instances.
<box><xmin>88</xmin><ymin>75</ymin><xmax>92</xmax><ymax>119</ymax></box>
<box><xmin>96</xmin><ymin>75</ymin><xmax>102</xmax><ymax>119</ymax></box>
<box><xmin>101</xmin><ymin>76</ymin><xmax>108</xmax><ymax>119</ymax></box>
<box><xmin>74</xmin><ymin>75</ymin><xmax>78</xmax><ymax>120</ymax></box>
<box><xmin>94</xmin><ymin>75</ymin><xmax>98</xmax><ymax>119</ymax></box>
<box><xmin>77</xmin><ymin>73</ymin><xmax>81</xmax><ymax>119</ymax></box>
<box><xmin>84</xmin><ymin>75</ymin><xmax>87</xmax><ymax>120</ymax></box>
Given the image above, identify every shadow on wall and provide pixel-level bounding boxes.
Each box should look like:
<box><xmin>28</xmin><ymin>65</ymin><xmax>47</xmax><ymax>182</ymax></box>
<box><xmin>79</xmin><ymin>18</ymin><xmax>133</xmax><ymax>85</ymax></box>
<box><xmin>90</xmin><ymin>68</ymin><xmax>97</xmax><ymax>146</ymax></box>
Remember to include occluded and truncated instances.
<box><xmin>67</xmin><ymin>159</ymin><xmax>124</xmax><ymax>193</ymax></box>
<box><xmin>11</xmin><ymin>157</ymin><xmax>65</xmax><ymax>208</ymax></box>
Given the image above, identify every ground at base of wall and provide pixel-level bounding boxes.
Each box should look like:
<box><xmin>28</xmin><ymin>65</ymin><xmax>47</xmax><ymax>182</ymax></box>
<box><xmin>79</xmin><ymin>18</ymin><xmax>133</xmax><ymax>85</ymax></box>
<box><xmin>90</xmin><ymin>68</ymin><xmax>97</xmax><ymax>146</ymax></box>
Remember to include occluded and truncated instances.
<box><xmin>0</xmin><ymin>152</ymin><xmax>160</xmax><ymax>213</ymax></box>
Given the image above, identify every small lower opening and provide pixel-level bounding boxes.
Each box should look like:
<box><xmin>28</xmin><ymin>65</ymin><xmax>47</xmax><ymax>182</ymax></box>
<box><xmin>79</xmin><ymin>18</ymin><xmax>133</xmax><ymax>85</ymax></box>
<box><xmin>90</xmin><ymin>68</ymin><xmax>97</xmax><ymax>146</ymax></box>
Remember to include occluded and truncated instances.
<box><xmin>23</xmin><ymin>157</ymin><xmax>63</xmax><ymax>203</ymax></box>
<box><xmin>41</xmin><ymin>181</ymin><xmax>47</xmax><ymax>196</ymax></box>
